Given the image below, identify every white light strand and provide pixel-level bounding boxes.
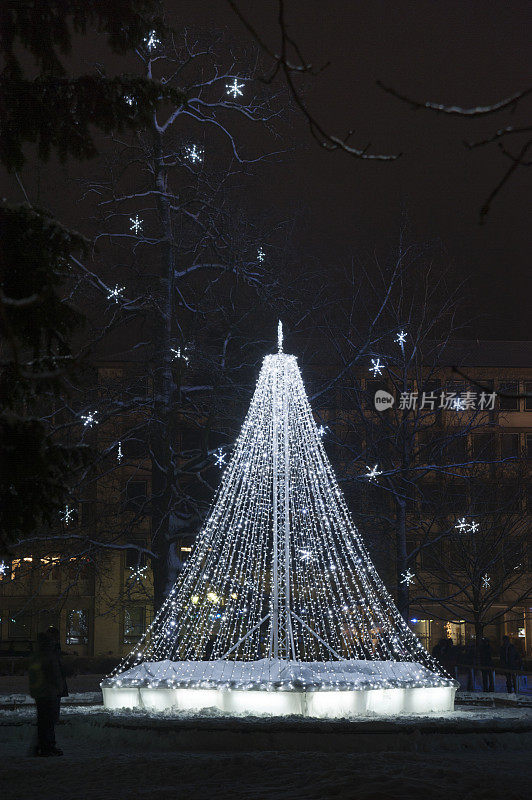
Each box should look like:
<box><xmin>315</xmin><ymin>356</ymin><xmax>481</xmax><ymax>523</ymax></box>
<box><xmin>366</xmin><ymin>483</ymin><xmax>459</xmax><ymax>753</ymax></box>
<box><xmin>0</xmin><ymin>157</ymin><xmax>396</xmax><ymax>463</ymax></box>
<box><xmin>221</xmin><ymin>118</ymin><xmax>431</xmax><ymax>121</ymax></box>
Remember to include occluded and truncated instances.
<box><xmin>185</xmin><ymin>144</ymin><xmax>203</xmax><ymax>164</ymax></box>
<box><xmin>400</xmin><ymin>569</ymin><xmax>415</xmax><ymax>586</ymax></box>
<box><xmin>106</xmin><ymin>337</ymin><xmax>453</xmax><ymax>694</ymax></box>
<box><xmin>365</xmin><ymin>464</ymin><xmax>383</xmax><ymax>483</ymax></box>
<box><xmin>60</xmin><ymin>505</ymin><xmax>75</xmax><ymax>525</ymax></box>
<box><xmin>129</xmin><ymin>215</ymin><xmax>143</xmax><ymax>235</ymax></box>
<box><xmin>107</xmin><ymin>285</ymin><xmax>125</xmax><ymax>303</ymax></box>
<box><xmin>171</xmin><ymin>347</ymin><xmax>189</xmax><ymax>364</ymax></box>
<box><xmin>226</xmin><ymin>78</ymin><xmax>244</xmax><ymax>98</ymax></box>
<box><xmin>369</xmin><ymin>358</ymin><xmax>384</xmax><ymax>376</ymax></box>
<box><xmin>394</xmin><ymin>330</ymin><xmax>407</xmax><ymax>347</ymax></box>
<box><xmin>117</xmin><ymin>442</ymin><xmax>123</xmax><ymax>463</ymax></box>
<box><xmin>144</xmin><ymin>30</ymin><xmax>160</xmax><ymax>51</ymax></box>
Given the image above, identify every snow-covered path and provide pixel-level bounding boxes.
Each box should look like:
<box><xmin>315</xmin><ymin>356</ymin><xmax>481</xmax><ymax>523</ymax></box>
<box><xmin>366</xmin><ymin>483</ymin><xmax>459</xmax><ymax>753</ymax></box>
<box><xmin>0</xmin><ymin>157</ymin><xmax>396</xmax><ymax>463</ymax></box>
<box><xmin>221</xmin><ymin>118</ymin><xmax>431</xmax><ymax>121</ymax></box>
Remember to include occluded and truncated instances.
<box><xmin>1</xmin><ymin>704</ymin><xmax>531</xmax><ymax>800</ymax></box>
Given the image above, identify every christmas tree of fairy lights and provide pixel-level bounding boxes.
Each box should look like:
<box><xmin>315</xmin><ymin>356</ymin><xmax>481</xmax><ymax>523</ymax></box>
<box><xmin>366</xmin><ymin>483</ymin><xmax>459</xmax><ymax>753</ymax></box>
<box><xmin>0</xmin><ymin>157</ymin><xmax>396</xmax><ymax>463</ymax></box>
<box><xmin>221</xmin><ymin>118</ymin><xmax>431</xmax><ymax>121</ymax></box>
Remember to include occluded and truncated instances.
<box><xmin>106</xmin><ymin>324</ymin><xmax>452</xmax><ymax>697</ymax></box>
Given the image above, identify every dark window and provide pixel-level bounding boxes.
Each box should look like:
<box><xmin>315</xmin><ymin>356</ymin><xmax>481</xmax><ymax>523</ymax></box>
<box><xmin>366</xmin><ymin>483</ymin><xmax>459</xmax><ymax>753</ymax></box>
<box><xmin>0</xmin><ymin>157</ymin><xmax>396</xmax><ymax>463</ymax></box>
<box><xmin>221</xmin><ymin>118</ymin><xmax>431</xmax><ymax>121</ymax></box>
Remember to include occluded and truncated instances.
<box><xmin>472</xmin><ymin>432</ymin><xmax>495</xmax><ymax>461</ymax></box>
<box><xmin>126</xmin><ymin>480</ymin><xmax>147</xmax><ymax>509</ymax></box>
<box><xmin>446</xmin><ymin>435</ymin><xmax>468</xmax><ymax>463</ymax></box>
<box><xmin>9</xmin><ymin>613</ymin><xmax>32</xmax><ymax>639</ymax></box>
<box><xmin>123</xmin><ymin>607</ymin><xmax>146</xmax><ymax>645</ymax></box>
<box><xmin>525</xmin><ymin>382</ymin><xmax>532</xmax><ymax>411</ymax></box>
<box><xmin>66</xmin><ymin>609</ymin><xmax>88</xmax><ymax>645</ymax></box>
<box><xmin>499</xmin><ymin>381</ymin><xmax>519</xmax><ymax>411</ymax></box>
<box><xmin>501</xmin><ymin>433</ymin><xmax>519</xmax><ymax>460</ymax></box>
<box><xmin>526</xmin><ymin>433</ymin><xmax>532</xmax><ymax>460</ymax></box>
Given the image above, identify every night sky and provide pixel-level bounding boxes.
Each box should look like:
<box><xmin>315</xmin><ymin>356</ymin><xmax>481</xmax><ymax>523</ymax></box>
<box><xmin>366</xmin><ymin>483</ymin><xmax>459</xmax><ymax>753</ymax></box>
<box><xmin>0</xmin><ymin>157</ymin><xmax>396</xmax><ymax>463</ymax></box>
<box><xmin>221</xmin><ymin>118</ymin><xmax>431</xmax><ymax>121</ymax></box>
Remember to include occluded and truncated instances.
<box><xmin>6</xmin><ymin>0</ymin><xmax>531</xmax><ymax>338</ymax></box>
<box><xmin>187</xmin><ymin>0</ymin><xmax>531</xmax><ymax>338</ymax></box>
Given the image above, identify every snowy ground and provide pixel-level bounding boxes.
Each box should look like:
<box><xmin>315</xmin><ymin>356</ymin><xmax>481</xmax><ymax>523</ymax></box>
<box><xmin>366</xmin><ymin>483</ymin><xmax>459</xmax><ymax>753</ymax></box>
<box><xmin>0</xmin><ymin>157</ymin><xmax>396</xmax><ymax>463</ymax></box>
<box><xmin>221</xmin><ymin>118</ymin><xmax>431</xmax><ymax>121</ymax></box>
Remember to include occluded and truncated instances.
<box><xmin>1</xmin><ymin>690</ymin><xmax>531</xmax><ymax>800</ymax></box>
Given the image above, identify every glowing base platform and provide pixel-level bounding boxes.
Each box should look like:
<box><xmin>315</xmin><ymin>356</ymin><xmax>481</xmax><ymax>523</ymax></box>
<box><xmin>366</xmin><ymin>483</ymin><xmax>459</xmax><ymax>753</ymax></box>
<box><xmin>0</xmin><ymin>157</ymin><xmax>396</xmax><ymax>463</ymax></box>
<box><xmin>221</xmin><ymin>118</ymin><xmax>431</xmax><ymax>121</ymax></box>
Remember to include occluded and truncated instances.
<box><xmin>102</xmin><ymin>684</ymin><xmax>455</xmax><ymax>717</ymax></box>
<box><xmin>102</xmin><ymin>659</ymin><xmax>456</xmax><ymax>717</ymax></box>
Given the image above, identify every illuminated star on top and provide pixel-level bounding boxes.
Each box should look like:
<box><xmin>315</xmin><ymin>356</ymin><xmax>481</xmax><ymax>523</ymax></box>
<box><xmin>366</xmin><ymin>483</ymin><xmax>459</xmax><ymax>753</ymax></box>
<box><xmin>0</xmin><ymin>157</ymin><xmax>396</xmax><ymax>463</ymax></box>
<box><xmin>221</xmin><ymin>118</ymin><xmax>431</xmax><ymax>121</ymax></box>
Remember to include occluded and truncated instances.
<box><xmin>60</xmin><ymin>505</ymin><xmax>75</xmax><ymax>525</ymax></box>
<box><xmin>394</xmin><ymin>330</ymin><xmax>407</xmax><ymax>347</ymax></box>
<box><xmin>455</xmin><ymin>517</ymin><xmax>469</xmax><ymax>533</ymax></box>
<box><xmin>81</xmin><ymin>411</ymin><xmax>98</xmax><ymax>428</ymax></box>
<box><xmin>365</xmin><ymin>464</ymin><xmax>383</xmax><ymax>483</ymax></box>
<box><xmin>107</xmin><ymin>285</ymin><xmax>125</xmax><ymax>303</ymax></box>
<box><xmin>129</xmin><ymin>215</ymin><xmax>143</xmax><ymax>235</ymax></box>
<box><xmin>214</xmin><ymin>448</ymin><xmax>226</xmax><ymax>468</ymax></box>
<box><xmin>144</xmin><ymin>30</ymin><xmax>161</xmax><ymax>51</ymax></box>
<box><xmin>257</xmin><ymin>247</ymin><xmax>265</xmax><ymax>263</ymax></box>
<box><xmin>400</xmin><ymin>569</ymin><xmax>415</xmax><ymax>586</ymax></box>
<box><xmin>226</xmin><ymin>78</ymin><xmax>244</xmax><ymax>98</ymax></box>
<box><xmin>481</xmin><ymin>573</ymin><xmax>490</xmax><ymax>589</ymax></box>
<box><xmin>369</xmin><ymin>358</ymin><xmax>384</xmax><ymax>376</ymax></box>
<box><xmin>185</xmin><ymin>144</ymin><xmax>203</xmax><ymax>163</ymax></box>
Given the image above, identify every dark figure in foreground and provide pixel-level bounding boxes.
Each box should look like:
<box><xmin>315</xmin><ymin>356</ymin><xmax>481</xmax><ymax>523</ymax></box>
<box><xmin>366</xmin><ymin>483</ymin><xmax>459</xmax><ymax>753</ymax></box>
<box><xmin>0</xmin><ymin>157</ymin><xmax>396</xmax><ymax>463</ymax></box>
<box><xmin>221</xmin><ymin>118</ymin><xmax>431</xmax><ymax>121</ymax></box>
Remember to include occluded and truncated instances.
<box><xmin>478</xmin><ymin>636</ymin><xmax>494</xmax><ymax>692</ymax></box>
<box><xmin>28</xmin><ymin>628</ymin><xmax>68</xmax><ymax>756</ymax></box>
<box><xmin>432</xmin><ymin>636</ymin><xmax>455</xmax><ymax>670</ymax></box>
<box><xmin>500</xmin><ymin>636</ymin><xmax>522</xmax><ymax>693</ymax></box>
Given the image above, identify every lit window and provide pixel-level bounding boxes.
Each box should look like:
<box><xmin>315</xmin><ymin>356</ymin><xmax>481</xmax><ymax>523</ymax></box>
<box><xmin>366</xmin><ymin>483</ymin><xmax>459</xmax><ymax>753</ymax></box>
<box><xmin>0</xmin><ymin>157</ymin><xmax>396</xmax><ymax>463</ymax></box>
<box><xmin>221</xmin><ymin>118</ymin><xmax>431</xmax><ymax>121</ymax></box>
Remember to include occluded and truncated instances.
<box><xmin>66</xmin><ymin>609</ymin><xmax>88</xmax><ymax>645</ymax></box>
<box><xmin>123</xmin><ymin>607</ymin><xmax>146</xmax><ymax>645</ymax></box>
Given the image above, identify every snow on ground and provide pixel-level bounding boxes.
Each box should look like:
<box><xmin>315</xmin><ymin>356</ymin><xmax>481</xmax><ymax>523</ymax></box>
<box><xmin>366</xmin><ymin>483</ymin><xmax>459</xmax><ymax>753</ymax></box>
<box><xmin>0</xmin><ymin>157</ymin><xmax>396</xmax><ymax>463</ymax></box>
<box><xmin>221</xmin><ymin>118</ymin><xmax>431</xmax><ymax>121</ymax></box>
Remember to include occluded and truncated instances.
<box><xmin>1</xmin><ymin>699</ymin><xmax>531</xmax><ymax>800</ymax></box>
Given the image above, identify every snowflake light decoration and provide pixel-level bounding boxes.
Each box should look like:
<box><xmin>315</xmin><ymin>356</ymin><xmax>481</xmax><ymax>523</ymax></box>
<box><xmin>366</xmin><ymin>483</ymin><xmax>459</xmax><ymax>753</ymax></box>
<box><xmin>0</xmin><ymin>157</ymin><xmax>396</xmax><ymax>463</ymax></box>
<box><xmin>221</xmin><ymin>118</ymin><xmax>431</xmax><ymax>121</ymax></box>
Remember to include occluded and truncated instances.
<box><xmin>469</xmin><ymin>520</ymin><xmax>479</xmax><ymax>533</ymax></box>
<box><xmin>257</xmin><ymin>247</ymin><xmax>265</xmax><ymax>263</ymax></box>
<box><xmin>226</xmin><ymin>78</ymin><xmax>244</xmax><ymax>98</ymax></box>
<box><xmin>369</xmin><ymin>358</ymin><xmax>384</xmax><ymax>376</ymax></box>
<box><xmin>107</xmin><ymin>285</ymin><xmax>125</xmax><ymax>303</ymax></box>
<box><xmin>60</xmin><ymin>505</ymin><xmax>75</xmax><ymax>526</ymax></box>
<box><xmin>400</xmin><ymin>569</ymin><xmax>415</xmax><ymax>586</ymax></box>
<box><xmin>144</xmin><ymin>30</ymin><xmax>161</xmax><ymax>51</ymax></box>
<box><xmin>129</xmin><ymin>215</ymin><xmax>143</xmax><ymax>235</ymax></box>
<box><xmin>117</xmin><ymin>442</ymin><xmax>123</xmax><ymax>463</ymax></box>
<box><xmin>452</xmin><ymin>397</ymin><xmax>465</xmax><ymax>411</ymax></box>
<box><xmin>124</xmin><ymin>95</ymin><xmax>135</xmax><ymax>107</ymax></box>
<box><xmin>214</xmin><ymin>448</ymin><xmax>227</xmax><ymax>468</ymax></box>
<box><xmin>455</xmin><ymin>517</ymin><xmax>469</xmax><ymax>533</ymax></box>
<box><xmin>81</xmin><ymin>411</ymin><xmax>98</xmax><ymax>428</ymax></box>
<box><xmin>129</xmin><ymin>565</ymin><xmax>148</xmax><ymax>582</ymax></box>
<box><xmin>481</xmin><ymin>573</ymin><xmax>490</xmax><ymax>590</ymax></box>
<box><xmin>394</xmin><ymin>330</ymin><xmax>407</xmax><ymax>347</ymax></box>
<box><xmin>365</xmin><ymin>464</ymin><xmax>383</xmax><ymax>483</ymax></box>
<box><xmin>171</xmin><ymin>347</ymin><xmax>189</xmax><ymax>364</ymax></box>
<box><xmin>317</xmin><ymin>425</ymin><xmax>329</xmax><ymax>438</ymax></box>
<box><xmin>185</xmin><ymin>144</ymin><xmax>203</xmax><ymax>164</ymax></box>
<box><xmin>0</xmin><ymin>561</ymin><xmax>8</xmax><ymax>578</ymax></box>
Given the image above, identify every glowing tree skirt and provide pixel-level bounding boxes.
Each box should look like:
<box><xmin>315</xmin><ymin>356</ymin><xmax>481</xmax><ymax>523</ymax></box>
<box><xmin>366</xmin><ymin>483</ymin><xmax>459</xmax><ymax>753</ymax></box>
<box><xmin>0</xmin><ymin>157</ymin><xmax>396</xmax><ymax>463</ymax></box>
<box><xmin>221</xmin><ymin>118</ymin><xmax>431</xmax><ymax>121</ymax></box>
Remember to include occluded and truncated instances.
<box><xmin>103</xmin><ymin>325</ymin><xmax>456</xmax><ymax>717</ymax></box>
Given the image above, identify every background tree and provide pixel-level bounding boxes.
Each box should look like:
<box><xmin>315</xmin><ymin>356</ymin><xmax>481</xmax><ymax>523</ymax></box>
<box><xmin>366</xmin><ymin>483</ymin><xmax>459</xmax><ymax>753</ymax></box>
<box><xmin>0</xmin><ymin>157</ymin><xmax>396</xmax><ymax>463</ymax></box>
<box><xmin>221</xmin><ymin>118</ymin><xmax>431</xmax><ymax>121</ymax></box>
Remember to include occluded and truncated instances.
<box><xmin>299</xmin><ymin>238</ymin><xmax>524</xmax><ymax>621</ymax></box>
<box><xmin>0</xmin><ymin>1</ymin><xmax>172</xmax><ymax>552</ymax></box>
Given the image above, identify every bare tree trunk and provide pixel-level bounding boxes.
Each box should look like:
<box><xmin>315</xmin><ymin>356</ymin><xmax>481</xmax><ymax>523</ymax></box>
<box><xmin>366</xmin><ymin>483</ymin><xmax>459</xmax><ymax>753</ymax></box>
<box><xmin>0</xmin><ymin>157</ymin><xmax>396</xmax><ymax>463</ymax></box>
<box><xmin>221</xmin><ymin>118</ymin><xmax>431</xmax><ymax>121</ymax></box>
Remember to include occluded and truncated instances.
<box><xmin>396</xmin><ymin>497</ymin><xmax>409</xmax><ymax>620</ymax></box>
<box><xmin>150</xmin><ymin>128</ymin><xmax>179</xmax><ymax>612</ymax></box>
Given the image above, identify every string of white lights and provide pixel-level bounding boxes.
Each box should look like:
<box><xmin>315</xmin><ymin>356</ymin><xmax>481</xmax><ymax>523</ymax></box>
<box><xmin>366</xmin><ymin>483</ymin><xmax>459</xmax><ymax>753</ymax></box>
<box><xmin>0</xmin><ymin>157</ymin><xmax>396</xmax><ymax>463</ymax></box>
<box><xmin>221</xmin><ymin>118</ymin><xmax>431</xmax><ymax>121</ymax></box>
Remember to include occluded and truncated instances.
<box><xmin>105</xmin><ymin>331</ymin><xmax>453</xmax><ymax>695</ymax></box>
